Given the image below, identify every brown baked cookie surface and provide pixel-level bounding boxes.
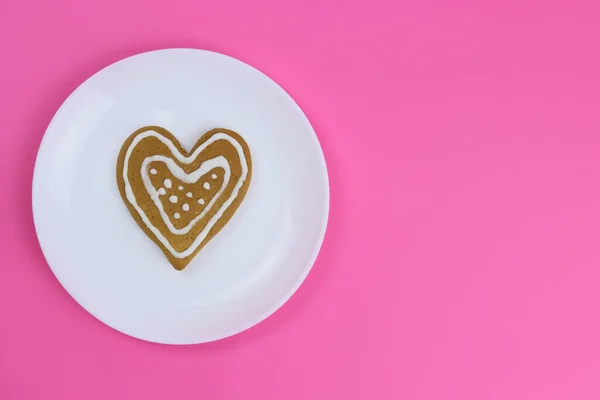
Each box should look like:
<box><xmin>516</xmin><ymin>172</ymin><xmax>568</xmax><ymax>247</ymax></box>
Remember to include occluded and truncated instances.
<box><xmin>116</xmin><ymin>126</ymin><xmax>252</xmax><ymax>270</ymax></box>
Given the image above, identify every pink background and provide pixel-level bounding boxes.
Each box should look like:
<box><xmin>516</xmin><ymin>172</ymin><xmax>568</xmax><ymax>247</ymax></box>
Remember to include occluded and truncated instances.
<box><xmin>2</xmin><ymin>0</ymin><xmax>600</xmax><ymax>399</ymax></box>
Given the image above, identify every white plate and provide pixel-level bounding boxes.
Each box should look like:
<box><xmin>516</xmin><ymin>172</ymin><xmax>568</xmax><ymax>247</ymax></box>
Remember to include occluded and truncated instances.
<box><xmin>32</xmin><ymin>48</ymin><xmax>329</xmax><ymax>344</ymax></box>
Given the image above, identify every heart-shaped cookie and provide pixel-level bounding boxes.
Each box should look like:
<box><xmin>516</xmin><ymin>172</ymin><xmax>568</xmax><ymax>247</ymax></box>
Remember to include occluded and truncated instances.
<box><xmin>116</xmin><ymin>126</ymin><xmax>252</xmax><ymax>270</ymax></box>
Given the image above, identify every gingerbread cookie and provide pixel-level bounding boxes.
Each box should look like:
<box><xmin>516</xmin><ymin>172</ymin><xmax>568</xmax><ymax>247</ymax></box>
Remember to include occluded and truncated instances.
<box><xmin>116</xmin><ymin>126</ymin><xmax>252</xmax><ymax>270</ymax></box>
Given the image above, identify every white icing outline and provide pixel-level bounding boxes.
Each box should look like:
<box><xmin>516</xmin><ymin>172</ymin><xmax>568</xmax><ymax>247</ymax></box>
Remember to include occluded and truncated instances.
<box><xmin>141</xmin><ymin>155</ymin><xmax>230</xmax><ymax>235</ymax></box>
<box><xmin>123</xmin><ymin>130</ymin><xmax>249</xmax><ymax>259</ymax></box>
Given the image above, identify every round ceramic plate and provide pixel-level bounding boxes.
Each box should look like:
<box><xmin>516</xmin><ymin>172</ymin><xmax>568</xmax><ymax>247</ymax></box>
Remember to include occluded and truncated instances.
<box><xmin>32</xmin><ymin>49</ymin><xmax>329</xmax><ymax>344</ymax></box>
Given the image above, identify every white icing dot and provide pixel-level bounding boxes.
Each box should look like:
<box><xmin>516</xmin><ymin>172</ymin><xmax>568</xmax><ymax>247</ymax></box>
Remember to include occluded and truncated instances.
<box><xmin>178</xmin><ymin>186</ymin><xmax>183</xmax><ymax>190</ymax></box>
<box><xmin>164</xmin><ymin>179</ymin><xmax>172</xmax><ymax>188</ymax></box>
<box><xmin>186</xmin><ymin>192</ymin><xmax>193</xmax><ymax>198</ymax></box>
<box><xmin>197</xmin><ymin>198</ymin><xmax>205</xmax><ymax>205</ymax></box>
<box><xmin>203</xmin><ymin>182</ymin><xmax>210</xmax><ymax>190</ymax></box>
<box><xmin>182</xmin><ymin>203</ymin><xmax>190</xmax><ymax>212</ymax></box>
<box><xmin>211</xmin><ymin>173</ymin><xmax>217</xmax><ymax>180</ymax></box>
<box><xmin>150</xmin><ymin>168</ymin><xmax>157</xmax><ymax>175</ymax></box>
<box><xmin>157</xmin><ymin>188</ymin><xmax>166</xmax><ymax>195</ymax></box>
<box><xmin>174</xmin><ymin>212</ymin><xmax>180</xmax><ymax>219</ymax></box>
<box><xmin>169</xmin><ymin>195</ymin><xmax>178</xmax><ymax>203</ymax></box>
